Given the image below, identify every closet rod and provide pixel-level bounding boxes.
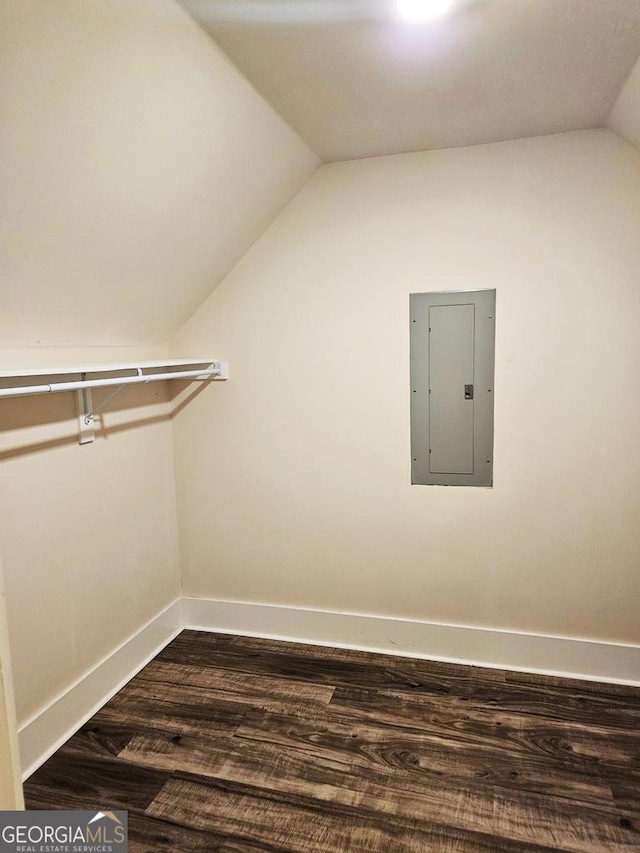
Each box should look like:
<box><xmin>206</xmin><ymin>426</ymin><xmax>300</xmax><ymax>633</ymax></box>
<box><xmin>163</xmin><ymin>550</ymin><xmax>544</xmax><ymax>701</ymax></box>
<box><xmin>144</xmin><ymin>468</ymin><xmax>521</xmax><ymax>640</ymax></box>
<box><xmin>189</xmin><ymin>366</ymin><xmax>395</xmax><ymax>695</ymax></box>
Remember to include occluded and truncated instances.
<box><xmin>0</xmin><ymin>365</ymin><xmax>223</xmax><ymax>400</ymax></box>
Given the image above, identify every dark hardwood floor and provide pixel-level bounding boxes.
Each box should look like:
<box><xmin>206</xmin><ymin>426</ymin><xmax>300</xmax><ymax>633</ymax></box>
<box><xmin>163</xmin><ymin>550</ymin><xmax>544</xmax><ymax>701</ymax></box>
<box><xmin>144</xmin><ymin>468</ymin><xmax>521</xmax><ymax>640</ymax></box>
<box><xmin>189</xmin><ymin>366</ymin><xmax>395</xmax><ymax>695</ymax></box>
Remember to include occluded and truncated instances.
<box><xmin>24</xmin><ymin>630</ymin><xmax>640</xmax><ymax>852</ymax></box>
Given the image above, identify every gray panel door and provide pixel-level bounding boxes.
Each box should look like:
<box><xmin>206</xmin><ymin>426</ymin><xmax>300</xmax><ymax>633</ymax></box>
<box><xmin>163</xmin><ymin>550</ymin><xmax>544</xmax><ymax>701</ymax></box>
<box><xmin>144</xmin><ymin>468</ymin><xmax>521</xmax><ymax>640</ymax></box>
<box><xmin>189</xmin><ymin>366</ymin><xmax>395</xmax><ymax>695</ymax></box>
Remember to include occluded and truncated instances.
<box><xmin>410</xmin><ymin>290</ymin><xmax>495</xmax><ymax>487</ymax></box>
<box><xmin>429</xmin><ymin>303</ymin><xmax>475</xmax><ymax>474</ymax></box>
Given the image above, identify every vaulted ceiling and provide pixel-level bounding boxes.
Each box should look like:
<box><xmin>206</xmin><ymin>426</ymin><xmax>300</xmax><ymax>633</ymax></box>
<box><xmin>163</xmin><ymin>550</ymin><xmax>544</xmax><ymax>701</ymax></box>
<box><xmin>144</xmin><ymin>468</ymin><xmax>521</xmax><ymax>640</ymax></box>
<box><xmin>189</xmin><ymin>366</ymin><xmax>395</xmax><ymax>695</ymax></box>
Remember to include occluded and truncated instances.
<box><xmin>182</xmin><ymin>0</ymin><xmax>640</xmax><ymax>161</ymax></box>
<box><xmin>2</xmin><ymin>0</ymin><xmax>639</xmax><ymax>350</ymax></box>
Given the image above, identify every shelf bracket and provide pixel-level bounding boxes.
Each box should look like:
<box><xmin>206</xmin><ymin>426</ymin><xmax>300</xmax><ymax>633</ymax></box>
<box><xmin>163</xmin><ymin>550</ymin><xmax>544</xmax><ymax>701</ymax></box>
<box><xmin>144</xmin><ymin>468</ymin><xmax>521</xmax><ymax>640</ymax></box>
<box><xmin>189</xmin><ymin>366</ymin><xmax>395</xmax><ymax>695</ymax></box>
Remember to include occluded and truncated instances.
<box><xmin>202</xmin><ymin>361</ymin><xmax>228</xmax><ymax>380</ymax></box>
<box><xmin>76</xmin><ymin>375</ymin><xmax>95</xmax><ymax>445</ymax></box>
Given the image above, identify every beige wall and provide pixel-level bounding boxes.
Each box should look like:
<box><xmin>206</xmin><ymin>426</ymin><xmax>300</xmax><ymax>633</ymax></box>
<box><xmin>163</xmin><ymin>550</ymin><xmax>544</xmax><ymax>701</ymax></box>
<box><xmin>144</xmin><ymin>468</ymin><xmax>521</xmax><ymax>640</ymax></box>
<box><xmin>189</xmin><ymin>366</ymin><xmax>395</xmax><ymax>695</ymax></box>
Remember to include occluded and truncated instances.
<box><xmin>0</xmin><ymin>554</ymin><xmax>24</xmax><ymax>808</ymax></box>
<box><xmin>609</xmin><ymin>54</ymin><xmax>640</xmax><ymax>152</ymax></box>
<box><xmin>172</xmin><ymin>129</ymin><xmax>640</xmax><ymax>646</ymax></box>
<box><xmin>0</xmin><ymin>346</ymin><xmax>181</xmax><ymax>726</ymax></box>
<box><xmin>0</xmin><ymin>0</ymin><xmax>318</xmax><ymax>347</ymax></box>
<box><xmin>0</xmin><ymin>0</ymin><xmax>317</xmax><ymax>736</ymax></box>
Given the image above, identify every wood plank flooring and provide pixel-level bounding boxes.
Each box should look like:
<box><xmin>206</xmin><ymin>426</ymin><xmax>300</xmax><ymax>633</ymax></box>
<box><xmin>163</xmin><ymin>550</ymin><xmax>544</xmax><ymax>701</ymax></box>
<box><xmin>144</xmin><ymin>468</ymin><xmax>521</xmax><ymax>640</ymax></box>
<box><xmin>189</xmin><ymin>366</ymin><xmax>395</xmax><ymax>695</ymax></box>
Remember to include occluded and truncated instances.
<box><xmin>24</xmin><ymin>630</ymin><xmax>640</xmax><ymax>852</ymax></box>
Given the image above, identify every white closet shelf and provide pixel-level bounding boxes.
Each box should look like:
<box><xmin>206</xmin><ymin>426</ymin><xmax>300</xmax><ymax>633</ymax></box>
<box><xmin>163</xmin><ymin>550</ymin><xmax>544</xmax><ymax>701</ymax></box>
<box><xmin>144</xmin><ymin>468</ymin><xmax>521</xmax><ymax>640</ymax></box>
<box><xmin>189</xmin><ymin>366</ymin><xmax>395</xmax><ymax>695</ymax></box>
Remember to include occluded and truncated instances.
<box><xmin>0</xmin><ymin>359</ymin><xmax>228</xmax><ymax>444</ymax></box>
<box><xmin>0</xmin><ymin>359</ymin><xmax>228</xmax><ymax>399</ymax></box>
<box><xmin>0</xmin><ymin>359</ymin><xmax>224</xmax><ymax>379</ymax></box>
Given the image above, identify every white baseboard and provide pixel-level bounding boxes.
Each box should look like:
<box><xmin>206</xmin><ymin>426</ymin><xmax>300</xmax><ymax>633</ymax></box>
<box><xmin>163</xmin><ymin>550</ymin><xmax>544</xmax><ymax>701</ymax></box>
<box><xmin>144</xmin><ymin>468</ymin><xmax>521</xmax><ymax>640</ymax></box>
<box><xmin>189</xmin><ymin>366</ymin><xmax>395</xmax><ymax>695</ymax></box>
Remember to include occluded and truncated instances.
<box><xmin>20</xmin><ymin>596</ymin><xmax>640</xmax><ymax>780</ymax></box>
<box><xmin>19</xmin><ymin>599</ymin><xmax>183</xmax><ymax>780</ymax></box>
<box><xmin>182</xmin><ymin>597</ymin><xmax>640</xmax><ymax>687</ymax></box>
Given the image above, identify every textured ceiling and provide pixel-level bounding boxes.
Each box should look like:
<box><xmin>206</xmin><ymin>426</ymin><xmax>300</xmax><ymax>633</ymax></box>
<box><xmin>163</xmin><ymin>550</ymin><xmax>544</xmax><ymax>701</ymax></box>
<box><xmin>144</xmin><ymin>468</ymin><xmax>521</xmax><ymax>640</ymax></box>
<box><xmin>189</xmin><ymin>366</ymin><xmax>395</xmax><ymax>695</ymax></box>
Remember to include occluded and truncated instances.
<box><xmin>182</xmin><ymin>0</ymin><xmax>640</xmax><ymax>161</ymax></box>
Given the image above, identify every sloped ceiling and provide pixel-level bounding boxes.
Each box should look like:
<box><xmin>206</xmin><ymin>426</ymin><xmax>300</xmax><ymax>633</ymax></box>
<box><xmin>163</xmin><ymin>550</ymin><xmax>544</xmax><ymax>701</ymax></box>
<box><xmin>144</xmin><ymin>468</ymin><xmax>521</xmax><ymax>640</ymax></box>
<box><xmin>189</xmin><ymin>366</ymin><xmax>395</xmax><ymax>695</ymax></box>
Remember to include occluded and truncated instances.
<box><xmin>609</xmin><ymin>55</ymin><xmax>640</xmax><ymax>152</ymax></box>
<box><xmin>182</xmin><ymin>0</ymin><xmax>640</xmax><ymax>161</ymax></box>
<box><xmin>0</xmin><ymin>0</ymin><xmax>318</xmax><ymax>347</ymax></box>
<box><xmin>2</xmin><ymin>0</ymin><xmax>639</xmax><ymax>350</ymax></box>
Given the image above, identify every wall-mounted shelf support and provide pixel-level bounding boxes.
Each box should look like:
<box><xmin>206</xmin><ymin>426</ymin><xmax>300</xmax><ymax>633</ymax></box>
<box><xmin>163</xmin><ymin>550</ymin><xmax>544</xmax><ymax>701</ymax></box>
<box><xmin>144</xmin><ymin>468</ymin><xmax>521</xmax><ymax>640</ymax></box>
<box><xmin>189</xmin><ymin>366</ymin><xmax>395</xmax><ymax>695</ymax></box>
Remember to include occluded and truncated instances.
<box><xmin>76</xmin><ymin>378</ymin><xmax>95</xmax><ymax>445</ymax></box>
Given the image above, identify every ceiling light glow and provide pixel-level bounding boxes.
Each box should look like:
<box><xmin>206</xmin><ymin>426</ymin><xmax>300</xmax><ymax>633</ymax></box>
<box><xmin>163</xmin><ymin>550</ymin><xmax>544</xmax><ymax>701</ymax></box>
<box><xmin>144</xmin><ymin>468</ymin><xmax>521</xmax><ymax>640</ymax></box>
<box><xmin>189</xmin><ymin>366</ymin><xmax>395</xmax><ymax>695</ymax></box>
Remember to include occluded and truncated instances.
<box><xmin>396</xmin><ymin>0</ymin><xmax>454</xmax><ymax>21</ymax></box>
